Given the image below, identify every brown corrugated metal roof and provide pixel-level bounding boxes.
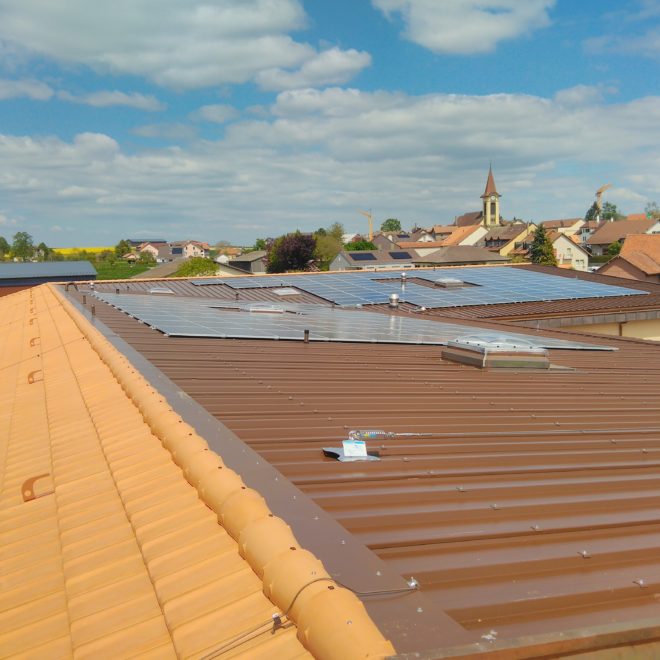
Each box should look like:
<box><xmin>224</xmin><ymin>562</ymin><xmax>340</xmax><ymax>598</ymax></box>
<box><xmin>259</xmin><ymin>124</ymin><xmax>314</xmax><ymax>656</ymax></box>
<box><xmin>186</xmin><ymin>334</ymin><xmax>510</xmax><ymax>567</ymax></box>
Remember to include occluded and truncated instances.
<box><xmin>80</xmin><ymin>279</ymin><xmax>660</xmax><ymax>656</ymax></box>
<box><xmin>0</xmin><ymin>285</ymin><xmax>393</xmax><ymax>659</ymax></box>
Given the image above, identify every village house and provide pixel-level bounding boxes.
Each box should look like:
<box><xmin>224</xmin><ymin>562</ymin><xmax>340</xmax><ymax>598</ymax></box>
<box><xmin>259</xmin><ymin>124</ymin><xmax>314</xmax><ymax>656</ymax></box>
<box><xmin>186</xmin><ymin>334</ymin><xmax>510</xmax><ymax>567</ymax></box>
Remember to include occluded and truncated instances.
<box><xmin>598</xmin><ymin>234</ymin><xmax>660</xmax><ymax>283</ymax></box>
<box><xmin>330</xmin><ymin>250</ymin><xmax>415</xmax><ymax>271</ymax></box>
<box><xmin>548</xmin><ymin>232</ymin><xmax>589</xmax><ymax>271</ymax></box>
<box><xmin>587</xmin><ymin>217</ymin><xmax>657</xmax><ymax>255</ymax></box>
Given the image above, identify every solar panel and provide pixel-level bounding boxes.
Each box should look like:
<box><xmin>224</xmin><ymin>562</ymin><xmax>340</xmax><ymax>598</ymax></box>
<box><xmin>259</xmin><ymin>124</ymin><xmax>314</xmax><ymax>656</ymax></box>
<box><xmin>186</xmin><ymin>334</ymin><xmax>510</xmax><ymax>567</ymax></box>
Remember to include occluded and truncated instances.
<box><xmin>349</xmin><ymin>253</ymin><xmax>377</xmax><ymax>261</ymax></box>
<box><xmin>95</xmin><ymin>292</ymin><xmax>615</xmax><ymax>351</ymax></box>
<box><xmin>390</xmin><ymin>251</ymin><xmax>412</xmax><ymax>259</ymax></box>
<box><xmin>187</xmin><ymin>268</ymin><xmax>647</xmax><ymax>310</ymax></box>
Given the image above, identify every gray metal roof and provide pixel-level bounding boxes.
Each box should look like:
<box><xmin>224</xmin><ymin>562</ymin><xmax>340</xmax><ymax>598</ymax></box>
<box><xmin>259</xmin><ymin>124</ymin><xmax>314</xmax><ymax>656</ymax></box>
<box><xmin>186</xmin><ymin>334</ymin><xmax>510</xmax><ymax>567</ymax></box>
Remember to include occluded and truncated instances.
<box><xmin>0</xmin><ymin>260</ymin><xmax>97</xmax><ymax>280</ymax></box>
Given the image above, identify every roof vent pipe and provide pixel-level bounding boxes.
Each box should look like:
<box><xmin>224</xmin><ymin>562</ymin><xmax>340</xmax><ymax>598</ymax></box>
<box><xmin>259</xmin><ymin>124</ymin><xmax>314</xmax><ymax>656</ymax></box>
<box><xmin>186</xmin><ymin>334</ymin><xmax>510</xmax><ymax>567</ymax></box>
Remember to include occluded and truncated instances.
<box><xmin>389</xmin><ymin>293</ymin><xmax>400</xmax><ymax>309</ymax></box>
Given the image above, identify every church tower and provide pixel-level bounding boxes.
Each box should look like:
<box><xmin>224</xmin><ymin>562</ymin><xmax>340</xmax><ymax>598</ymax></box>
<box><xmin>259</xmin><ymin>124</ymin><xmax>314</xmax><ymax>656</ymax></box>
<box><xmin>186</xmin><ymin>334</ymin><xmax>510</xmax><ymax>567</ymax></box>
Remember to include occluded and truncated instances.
<box><xmin>480</xmin><ymin>166</ymin><xmax>501</xmax><ymax>227</ymax></box>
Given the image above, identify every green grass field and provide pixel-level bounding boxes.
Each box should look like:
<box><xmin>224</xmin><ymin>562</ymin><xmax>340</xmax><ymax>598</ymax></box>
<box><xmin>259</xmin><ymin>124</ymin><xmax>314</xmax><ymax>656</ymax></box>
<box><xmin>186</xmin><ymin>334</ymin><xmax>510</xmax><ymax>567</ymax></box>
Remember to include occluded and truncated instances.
<box><xmin>94</xmin><ymin>261</ymin><xmax>151</xmax><ymax>280</ymax></box>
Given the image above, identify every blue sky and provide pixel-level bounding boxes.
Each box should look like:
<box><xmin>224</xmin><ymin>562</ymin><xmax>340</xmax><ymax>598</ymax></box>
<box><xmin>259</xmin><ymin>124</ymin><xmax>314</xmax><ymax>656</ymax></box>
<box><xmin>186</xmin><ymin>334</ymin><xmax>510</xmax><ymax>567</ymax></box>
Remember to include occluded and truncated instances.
<box><xmin>0</xmin><ymin>0</ymin><xmax>659</xmax><ymax>246</ymax></box>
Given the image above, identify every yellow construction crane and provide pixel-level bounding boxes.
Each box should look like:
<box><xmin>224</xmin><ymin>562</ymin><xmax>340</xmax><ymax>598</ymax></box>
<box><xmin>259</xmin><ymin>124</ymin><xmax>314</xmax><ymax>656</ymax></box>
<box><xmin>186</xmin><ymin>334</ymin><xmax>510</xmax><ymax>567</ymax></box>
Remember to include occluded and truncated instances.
<box><xmin>358</xmin><ymin>209</ymin><xmax>374</xmax><ymax>241</ymax></box>
<box><xmin>595</xmin><ymin>184</ymin><xmax>612</xmax><ymax>211</ymax></box>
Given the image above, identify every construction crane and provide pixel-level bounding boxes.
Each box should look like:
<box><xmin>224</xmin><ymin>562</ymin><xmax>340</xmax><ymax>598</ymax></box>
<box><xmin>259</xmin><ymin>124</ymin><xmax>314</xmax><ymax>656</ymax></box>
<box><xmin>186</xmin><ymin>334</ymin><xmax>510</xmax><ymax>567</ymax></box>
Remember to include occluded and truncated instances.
<box><xmin>358</xmin><ymin>209</ymin><xmax>374</xmax><ymax>241</ymax></box>
<box><xmin>595</xmin><ymin>184</ymin><xmax>612</xmax><ymax>211</ymax></box>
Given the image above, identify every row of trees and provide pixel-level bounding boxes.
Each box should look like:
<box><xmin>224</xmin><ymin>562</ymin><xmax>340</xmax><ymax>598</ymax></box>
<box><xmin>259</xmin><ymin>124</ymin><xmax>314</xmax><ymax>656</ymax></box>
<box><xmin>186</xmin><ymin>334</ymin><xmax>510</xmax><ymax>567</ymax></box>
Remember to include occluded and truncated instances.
<box><xmin>0</xmin><ymin>232</ymin><xmax>54</xmax><ymax>262</ymax></box>
<box><xmin>255</xmin><ymin>218</ymin><xmax>405</xmax><ymax>273</ymax></box>
<box><xmin>0</xmin><ymin>232</ymin><xmax>157</xmax><ymax>265</ymax></box>
<box><xmin>584</xmin><ymin>200</ymin><xmax>660</xmax><ymax>223</ymax></box>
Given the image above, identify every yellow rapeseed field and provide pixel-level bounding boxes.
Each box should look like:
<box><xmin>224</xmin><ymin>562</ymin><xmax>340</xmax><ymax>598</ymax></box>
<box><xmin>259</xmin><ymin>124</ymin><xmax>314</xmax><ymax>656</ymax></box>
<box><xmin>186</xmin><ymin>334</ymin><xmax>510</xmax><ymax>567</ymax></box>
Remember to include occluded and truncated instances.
<box><xmin>52</xmin><ymin>246</ymin><xmax>113</xmax><ymax>255</ymax></box>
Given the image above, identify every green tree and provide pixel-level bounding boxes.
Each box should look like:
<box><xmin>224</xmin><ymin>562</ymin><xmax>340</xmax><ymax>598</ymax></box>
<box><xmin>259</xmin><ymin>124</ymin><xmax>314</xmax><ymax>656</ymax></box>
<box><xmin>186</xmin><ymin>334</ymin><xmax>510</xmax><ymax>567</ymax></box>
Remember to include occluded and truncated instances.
<box><xmin>250</xmin><ymin>238</ymin><xmax>267</xmax><ymax>251</ymax></box>
<box><xmin>0</xmin><ymin>236</ymin><xmax>9</xmax><ymax>257</ymax></box>
<box><xmin>529</xmin><ymin>224</ymin><xmax>557</xmax><ymax>266</ymax></box>
<box><xmin>138</xmin><ymin>251</ymin><xmax>156</xmax><ymax>264</ymax></box>
<box><xmin>11</xmin><ymin>231</ymin><xmax>34</xmax><ymax>261</ymax></box>
<box><xmin>607</xmin><ymin>240</ymin><xmax>622</xmax><ymax>256</ymax></box>
<box><xmin>327</xmin><ymin>222</ymin><xmax>344</xmax><ymax>242</ymax></box>
<box><xmin>584</xmin><ymin>202</ymin><xmax>599</xmax><ymax>222</ymax></box>
<box><xmin>602</xmin><ymin>202</ymin><xmax>623</xmax><ymax>221</ymax></box>
<box><xmin>170</xmin><ymin>257</ymin><xmax>218</xmax><ymax>277</ymax></box>
<box><xmin>645</xmin><ymin>201</ymin><xmax>660</xmax><ymax>220</ymax></box>
<box><xmin>344</xmin><ymin>239</ymin><xmax>376</xmax><ymax>251</ymax></box>
<box><xmin>266</xmin><ymin>232</ymin><xmax>316</xmax><ymax>273</ymax></box>
<box><xmin>314</xmin><ymin>234</ymin><xmax>342</xmax><ymax>270</ymax></box>
<box><xmin>381</xmin><ymin>218</ymin><xmax>401</xmax><ymax>232</ymax></box>
<box><xmin>114</xmin><ymin>239</ymin><xmax>132</xmax><ymax>257</ymax></box>
<box><xmin>35</xmin><ymin>242</ymin><xmax>52</xmax><ymax>260</ymax></box>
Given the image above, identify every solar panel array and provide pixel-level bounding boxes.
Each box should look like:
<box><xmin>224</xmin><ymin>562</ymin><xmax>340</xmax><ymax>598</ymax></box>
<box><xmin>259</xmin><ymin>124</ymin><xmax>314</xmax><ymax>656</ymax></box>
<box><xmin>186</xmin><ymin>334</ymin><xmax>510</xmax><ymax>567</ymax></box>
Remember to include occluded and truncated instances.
<box><xmin>191</xmin><ymin>268</ymin><xmax>647</xmax><ymax>309</ymax></box>
<box><xmin>95</xmin><ymin>293</ymin><xmax>614</xmax><ymax>351</ymax></box>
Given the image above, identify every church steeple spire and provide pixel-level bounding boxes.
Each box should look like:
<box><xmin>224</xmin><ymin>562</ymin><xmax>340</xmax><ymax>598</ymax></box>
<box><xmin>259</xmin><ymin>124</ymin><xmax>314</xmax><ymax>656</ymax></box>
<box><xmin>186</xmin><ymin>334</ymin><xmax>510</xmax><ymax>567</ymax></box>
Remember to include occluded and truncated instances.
<box><xmin>481</xmin><ymin>165</ymin><xmax>499</xmax><ymax>199</ymax></box>
<box><xmin>480</xmin><ymin>165</ymin><xmax>501</xmax><ymax>227</ymax></box>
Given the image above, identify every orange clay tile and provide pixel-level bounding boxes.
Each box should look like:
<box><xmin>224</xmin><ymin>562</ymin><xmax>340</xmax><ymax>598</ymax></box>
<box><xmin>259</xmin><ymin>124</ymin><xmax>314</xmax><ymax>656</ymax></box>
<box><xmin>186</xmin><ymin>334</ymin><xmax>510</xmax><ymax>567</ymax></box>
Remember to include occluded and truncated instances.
<box><xmin>0</xmin><ymin>284</ymin><xmax>395</xmax><ymax>660</ymax></box>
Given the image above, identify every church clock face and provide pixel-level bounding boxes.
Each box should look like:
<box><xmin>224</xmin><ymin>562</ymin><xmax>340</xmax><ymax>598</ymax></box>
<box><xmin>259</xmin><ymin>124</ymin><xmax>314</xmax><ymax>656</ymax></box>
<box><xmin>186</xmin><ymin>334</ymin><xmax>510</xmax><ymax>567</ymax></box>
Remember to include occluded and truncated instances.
<box><xmin>490</xmin><ymin>195</ymin><xmax>497</xmax><ymax>201</ymax></box>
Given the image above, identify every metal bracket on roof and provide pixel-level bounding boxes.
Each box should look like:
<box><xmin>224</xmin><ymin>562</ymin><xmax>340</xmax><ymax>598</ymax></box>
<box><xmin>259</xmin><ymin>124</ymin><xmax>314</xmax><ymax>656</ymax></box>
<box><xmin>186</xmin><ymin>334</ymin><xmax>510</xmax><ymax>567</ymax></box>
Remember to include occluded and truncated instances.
<box><xmin>27</xmin><ymin>370</ymin><xmax>43</xmax><ymax>384</ymax></box>
<box><xmin>322</xmin><ymin>447</ymin><xmax>381</xmax><ymax>462</ymax></box>
<box><xmin>22</xmin><ymin>474</ymin><xmax>53</xmax><ymax>502</ymax></box>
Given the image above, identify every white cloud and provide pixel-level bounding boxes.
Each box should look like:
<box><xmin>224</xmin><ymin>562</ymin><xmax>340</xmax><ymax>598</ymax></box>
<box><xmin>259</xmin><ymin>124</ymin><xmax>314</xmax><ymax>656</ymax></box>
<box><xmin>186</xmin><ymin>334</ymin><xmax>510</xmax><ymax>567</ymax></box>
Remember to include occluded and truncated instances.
<box><xmin>2</xmin><ymin>88</ymin><xmax>660</xmax><ymax>245</ymax></box>
<box><xmin>132</xmin><ymin>123</ymin><xmax>197</xmax><ymax>140</ymax></box>
<box><xmin>0</xmin><ymin>0</ymin><xmax>365</xmax><ymax>90</ymax></box>
<box><xmin>587</xmin><ymin>28</ymin><xmax>660</xmax><ymax>59</ymax></box>
<box><xmin>0</xmin><ymin>212</ymin><xmax>18</xmax><ymax>226</ymax></box>
<box><xmin>0</xmin><ymin>78</ymin><xmax>53</xmax><ymax>100</ymax></box>
<box><xmin>372</xmin><ymin>0</ymin><xmax>555</xmax><ymax>54</ymax></box>
<box><xmin>189</xmin><ymin>104</ymin><xmax>239</xmax><ymax>123</ymax></box>
<box><xmin>58</xmin><ymin>90</ymin><xmax>165</xmax><ymax>111</ymax></box>
<box><xmin>553</xmin><ymin>84</ymin><xmax>617</xmax><ymax>107</ymax></box>
<box><xmin>256</xmin><ymin>48</ymin><xmax>372</xmax><ymax>91</ymax></box>
<box><xmin>57</xmin><ymin>185</ymin><xmax>108</xmax><ymax>199</ymax></box>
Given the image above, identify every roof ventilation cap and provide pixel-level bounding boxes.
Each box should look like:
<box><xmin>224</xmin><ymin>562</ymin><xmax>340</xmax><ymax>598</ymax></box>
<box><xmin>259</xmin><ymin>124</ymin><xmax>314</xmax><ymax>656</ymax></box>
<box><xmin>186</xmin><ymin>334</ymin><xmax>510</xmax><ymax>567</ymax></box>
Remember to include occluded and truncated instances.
<box><xmin>389</xmin><ymin>293</ymin><xmax>400</xmax><ymax>308</ymax></box>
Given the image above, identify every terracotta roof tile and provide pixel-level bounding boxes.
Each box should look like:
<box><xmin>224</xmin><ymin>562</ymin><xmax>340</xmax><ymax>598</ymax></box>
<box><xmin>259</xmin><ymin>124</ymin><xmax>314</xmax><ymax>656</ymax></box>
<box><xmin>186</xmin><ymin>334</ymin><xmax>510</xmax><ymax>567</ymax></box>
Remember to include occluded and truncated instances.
<box><xmin>0</xmin><ymin>285</ymin><xmax>394</xmax><ymax>659</ymax></box>
<box><xmin>587</xmin><ymin>218</ymin><xmax>656</xmax><ymax>245</ymax></box>
<box><xmin>618</xmin><ymin>234</ymin><xmax>660</xmax><ymax>274</ymax></box>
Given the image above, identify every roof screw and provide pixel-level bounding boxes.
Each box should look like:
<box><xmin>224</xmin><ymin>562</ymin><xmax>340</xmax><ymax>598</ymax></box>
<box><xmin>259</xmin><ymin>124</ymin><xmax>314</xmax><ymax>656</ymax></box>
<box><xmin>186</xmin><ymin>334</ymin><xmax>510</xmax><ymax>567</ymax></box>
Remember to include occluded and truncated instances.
<box><xmin>407</xmin><ymin>577</ymin><xmax>419</xmax><ymax>589</ymax></box>
<box><xmin>642</xmin><ymin>448</ymin><xmax>648</xmax><ymax>454</ymax></box>
<box><xmin>313</xmin><ymin>515</ymin><xmax>319</xmax><ymax>520</ymax></box>
<box><xmin>611</xmin><ymin>439</ymin><xmax>617</xmax><ymax>444</ymax></box>
<box><xmin>403</xmin><ymin>457</ymin><xmax>409</xmax><ymax>462</ymax></box>
<box><xmin>456</xmin><ymin>486</ymin><xmax>465</xmax><ymax>492</ymax></box>
<box><xmin>490</xmin><ymin>504</ymin><xmax>500</xmax><ymax>510</ymax></box>
<box><xmin>376</xmin><ymin>570</ymin><xmax>382</xmax><ymax>577</ymax></box>
<box><xmin>416</xmin><ymin>607</ymin><xmax>424</xmax><ymax>614</ymax></box>
<box><xmin>634</xmin><ymin>579</ymin><xmax>647</xmax><ymax>588</ymax></box>
<box><xmin>340</xmin><ymin>540</ymin><xmax>346</xmax><ymax>545</ymax></box>
<box><xmin>346</xmin><ymin>620</ymin><xmax>353</xmax><ymax>625</ymax></box>
<box><xmin>578</xmin><ymin>550</ymin><xmax>591</xmax><ymax>558</ymax></box>
<box><xmin>531</xmin><ymin>525</ymin><xmax>541</xmax><ymax>531</ymax></box>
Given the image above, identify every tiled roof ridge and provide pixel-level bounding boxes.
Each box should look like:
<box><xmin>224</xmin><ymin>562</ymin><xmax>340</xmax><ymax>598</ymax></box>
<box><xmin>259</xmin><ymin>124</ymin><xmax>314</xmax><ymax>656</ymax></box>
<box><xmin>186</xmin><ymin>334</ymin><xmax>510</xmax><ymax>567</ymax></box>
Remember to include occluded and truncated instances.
<box><xmin>51</xmin><ymin>284</ymin><xmax>395</xmax><ymax>660</ymax></box>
